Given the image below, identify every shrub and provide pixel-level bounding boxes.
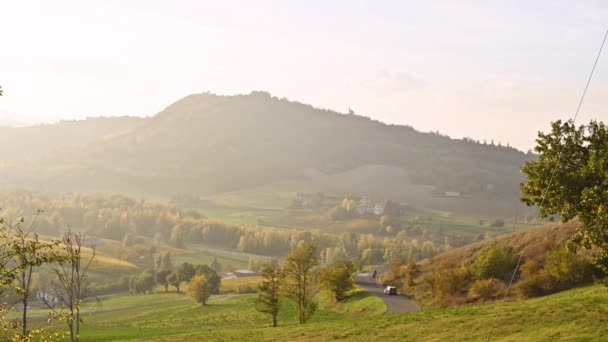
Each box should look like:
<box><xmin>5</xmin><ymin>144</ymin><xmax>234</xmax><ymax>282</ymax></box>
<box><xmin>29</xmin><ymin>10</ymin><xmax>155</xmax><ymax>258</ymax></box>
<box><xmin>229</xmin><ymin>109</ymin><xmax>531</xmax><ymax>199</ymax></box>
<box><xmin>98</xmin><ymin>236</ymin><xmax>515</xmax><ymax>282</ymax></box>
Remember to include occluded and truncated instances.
<box><xmin>544</xmin><ymin>247</ymin><xmax>591</xmax><ymax>290</ymax></box>
<box><xmin>429</xmin><ymin>265</ymin><xmax>471</xmax><ymax>300</ymax></box>
<box><xmin>187</xmin><ymin>275</ymin><xmax>212</xmax><ymax>305</ymax></box>
<box><xmin>516</xmin><ymin>277</ymin><xmax>544</xmax><ymax>298</ymax></box>
<box><xmin>468</xmin><ymin>278</ymin><xmax>506</xmax><ymax>301</ymax></box>
<box><xmin>472</xmin><ymin>244</ymin><xmax>514</xmax><ymax>281</ymax></box>
<box><xmin>318</xmin><ymin>262</ymin><xmax>355</xmax><ymax>302</ymax></box>
<box><xmin>519</xmin><ymin>259</ymin><xmax>541</xmax><ymax>280</ymax></box>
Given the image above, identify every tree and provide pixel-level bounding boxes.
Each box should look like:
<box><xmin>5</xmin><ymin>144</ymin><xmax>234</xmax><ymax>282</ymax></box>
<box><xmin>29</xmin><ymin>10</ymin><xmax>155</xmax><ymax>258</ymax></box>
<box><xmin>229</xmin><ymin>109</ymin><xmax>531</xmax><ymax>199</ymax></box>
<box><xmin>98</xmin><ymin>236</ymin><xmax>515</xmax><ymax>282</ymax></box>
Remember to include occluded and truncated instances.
<box><xmin>168</xmin><ymin>262</ymin><xmax>196</xmax><ymax>293</ymax></box>
<box><xmin>471</xmin><ymin>244</ymin><xmax>514</xmax><ymax>281</ymax></box>
<box><xmin>166</xmin><ymin>271</ymin><xmax>180</xmax><ymax>293</ymax></box>
<box><xmin>282</xmin><ymin>241</ymin><xmax>319</xmax><ymax>324</ymax></box>
<box><xmin>187</xmin><ymin>275</ymin><xmax>212</xmax><ymax>305</ymax></box>
<box><xmin>154</xmin><ymin>251</ymin><xmax>173</xmax><ymax>292</ymax></box>
<box><xmin>45</xmin><ymin>231</ymin><xmax>96</xmax><ymax>342</ymax></box>
<box><xmin>155</xmin><ymin>269</ymin><xmax>171</xmax><ymax>292</ymax></box>
<box><xmin>318</xmin><ymin>262</ymin><xmax>355</xmax><ymax>302</ymax></box>
<box><xmin>0</xmin><ymin>214</ymin><xmax>66</xmax><ymax>341</ymax></box>
<box><xmin>10</xmin><ymin>214</ymin><xmax>63</xmax><ymax>337</ymax></box>
<box><xmin>194</xmin><ymin>264</ymin><xmax>221</xmax><ymax>294</ymax></box>
<box><xmin>129</xmin><ymin>269</ymin><xmax>156</xmax><ymax>294</ymax></box>
<box><xmin>210</xmin><ymin>256</ymin><xmax>222</xmax><ymax>273</ymax></box>
<box><xmin>255</xmin><ymin>259</ymin><xmax>282</xmax><ymax>327</ymax></box>
<box><xmin>521</xmin><ymin>120</ymin><xmax>608</xmax><ymax>285</ymax></box>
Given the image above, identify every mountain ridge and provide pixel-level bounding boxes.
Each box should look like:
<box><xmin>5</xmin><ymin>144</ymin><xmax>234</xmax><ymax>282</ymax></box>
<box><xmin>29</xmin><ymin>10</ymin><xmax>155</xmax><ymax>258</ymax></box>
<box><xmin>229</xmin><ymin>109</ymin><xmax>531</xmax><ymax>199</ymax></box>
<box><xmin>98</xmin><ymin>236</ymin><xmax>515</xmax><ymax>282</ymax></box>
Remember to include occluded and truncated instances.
<box><xmin>0</xmin><ymin>91</ymin><xmax>534</xmax><ymax>212</ymax></box>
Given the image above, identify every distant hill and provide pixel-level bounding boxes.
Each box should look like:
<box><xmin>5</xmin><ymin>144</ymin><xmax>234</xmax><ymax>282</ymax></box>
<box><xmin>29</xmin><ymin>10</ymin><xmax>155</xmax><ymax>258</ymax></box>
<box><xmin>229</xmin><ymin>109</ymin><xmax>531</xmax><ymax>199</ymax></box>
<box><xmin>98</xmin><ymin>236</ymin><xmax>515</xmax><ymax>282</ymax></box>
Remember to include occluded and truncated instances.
<box><xmin>0</xmin><ymin>116</ymin><xmax>146</xmax><ymax>161</ymax></box>
<box><xmin>0</xmin><ymin>92</ymin><xmax>533</xmax><ymax>212</ymax></box>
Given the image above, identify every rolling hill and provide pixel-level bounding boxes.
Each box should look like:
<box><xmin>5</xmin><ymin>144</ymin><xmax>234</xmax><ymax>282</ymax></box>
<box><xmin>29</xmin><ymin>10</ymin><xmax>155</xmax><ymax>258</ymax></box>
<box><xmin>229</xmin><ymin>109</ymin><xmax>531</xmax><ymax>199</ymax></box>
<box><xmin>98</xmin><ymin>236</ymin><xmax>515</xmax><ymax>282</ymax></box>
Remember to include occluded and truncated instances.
<box><xmin>0</xmin><ymin>91</ymin><xmax>534</xmax><ymax>214</ymax></box>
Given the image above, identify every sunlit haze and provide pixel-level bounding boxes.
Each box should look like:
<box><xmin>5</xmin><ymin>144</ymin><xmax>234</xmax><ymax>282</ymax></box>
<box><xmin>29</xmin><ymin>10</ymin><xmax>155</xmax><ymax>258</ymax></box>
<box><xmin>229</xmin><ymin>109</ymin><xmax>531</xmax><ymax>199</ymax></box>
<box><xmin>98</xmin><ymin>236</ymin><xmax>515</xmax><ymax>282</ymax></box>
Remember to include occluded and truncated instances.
<box><xmin>1</xmin><ymin>1</ymin><xmax>608</xmax><ymax>150</ymax></box>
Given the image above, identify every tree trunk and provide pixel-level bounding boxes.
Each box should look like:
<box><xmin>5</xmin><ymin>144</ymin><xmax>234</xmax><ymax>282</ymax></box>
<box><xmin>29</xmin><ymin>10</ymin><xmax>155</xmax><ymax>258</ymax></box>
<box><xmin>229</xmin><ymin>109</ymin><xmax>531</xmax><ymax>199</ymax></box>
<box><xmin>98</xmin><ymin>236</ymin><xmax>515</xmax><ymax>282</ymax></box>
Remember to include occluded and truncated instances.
<box><xmin>22</xmin><ymin>294</ymin><xmax>27</xmax><ymax>336</ymax></box>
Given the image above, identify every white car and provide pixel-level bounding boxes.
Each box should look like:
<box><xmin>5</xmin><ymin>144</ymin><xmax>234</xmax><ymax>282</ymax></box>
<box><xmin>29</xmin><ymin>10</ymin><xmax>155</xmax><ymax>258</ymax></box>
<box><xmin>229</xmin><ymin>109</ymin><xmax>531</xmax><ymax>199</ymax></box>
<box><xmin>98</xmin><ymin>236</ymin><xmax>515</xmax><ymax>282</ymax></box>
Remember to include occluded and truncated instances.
<box><xmin>384</xmin><ymin>286</ymin><xmax>397</xmax><ymax>295</ymax></box>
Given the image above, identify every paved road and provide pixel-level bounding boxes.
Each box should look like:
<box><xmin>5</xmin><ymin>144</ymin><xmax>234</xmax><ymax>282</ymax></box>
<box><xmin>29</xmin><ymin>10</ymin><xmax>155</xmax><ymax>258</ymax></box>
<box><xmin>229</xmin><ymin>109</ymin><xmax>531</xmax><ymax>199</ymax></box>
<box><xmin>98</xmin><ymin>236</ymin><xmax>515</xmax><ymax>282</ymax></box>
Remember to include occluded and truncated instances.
<box><xmin>355</xmin><ymin>272</ymin><xmax>421</xmax><ymax>314</ymax></box>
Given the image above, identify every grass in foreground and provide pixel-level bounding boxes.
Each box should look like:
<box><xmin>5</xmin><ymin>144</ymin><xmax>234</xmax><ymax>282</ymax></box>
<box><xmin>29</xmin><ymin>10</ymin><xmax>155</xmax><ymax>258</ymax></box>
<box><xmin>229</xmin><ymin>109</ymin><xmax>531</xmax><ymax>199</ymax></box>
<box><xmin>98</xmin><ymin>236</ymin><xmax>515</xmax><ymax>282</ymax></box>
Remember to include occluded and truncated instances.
<box><xmin>72</xmin><ymin>284</ymin><xmax>386</xmax><ymax>341</ymax></box>
<box><xmin>35</xmin><ymin>283</ymin><xmax>607</xmax><ymax>341</ymax></box>
<box><xmin>161</xmin><ymin>285</ymin><xmax>608</xmax><ymax>342</ymax></box>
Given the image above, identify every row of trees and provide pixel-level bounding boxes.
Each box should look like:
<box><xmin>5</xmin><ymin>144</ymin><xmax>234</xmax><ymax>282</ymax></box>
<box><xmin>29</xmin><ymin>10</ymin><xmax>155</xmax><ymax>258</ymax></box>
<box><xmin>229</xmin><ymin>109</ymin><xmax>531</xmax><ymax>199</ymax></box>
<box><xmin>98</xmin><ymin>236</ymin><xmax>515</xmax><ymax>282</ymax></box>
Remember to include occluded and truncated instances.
<box><xmin>1</xmin><ymin>191</ymin><xmax>448</xmax><ymax>267</ymax></box>
<box><xmin>129</xmin><ymin>253</ymin><xmax>221</xmax><ymax>297</ymax></box>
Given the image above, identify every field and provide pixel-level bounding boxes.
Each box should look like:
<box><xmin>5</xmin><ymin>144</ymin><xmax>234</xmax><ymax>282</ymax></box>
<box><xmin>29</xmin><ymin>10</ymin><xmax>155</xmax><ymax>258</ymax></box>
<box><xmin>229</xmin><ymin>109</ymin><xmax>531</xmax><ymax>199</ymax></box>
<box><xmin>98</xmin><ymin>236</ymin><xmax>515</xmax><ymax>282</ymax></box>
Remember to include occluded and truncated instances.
<box><xmin>171</xmin><ymin>247</ymin><xmax>250</xmax><ymax>270</ymax></box>
<box><xmin>190</xmin><ymin>187</ymin><xmax>539</xmax><ymax>242</ymax></box>
<box><xmin>58</xmin><ymin>284</ymin><xmax>608</xmax><ymax>341</ymax></box>
<box><xmin>219</xmin><ymin>276</ymin><xmax>263</xmax><ymax>294</ymax></box>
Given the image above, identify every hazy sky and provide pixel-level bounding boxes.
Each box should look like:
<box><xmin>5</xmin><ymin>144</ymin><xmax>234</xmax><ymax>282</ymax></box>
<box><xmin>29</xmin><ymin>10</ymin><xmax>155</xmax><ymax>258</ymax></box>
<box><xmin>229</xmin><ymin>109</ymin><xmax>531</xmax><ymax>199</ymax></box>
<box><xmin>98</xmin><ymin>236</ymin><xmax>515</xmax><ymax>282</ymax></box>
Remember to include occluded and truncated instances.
<box><xmin>1</xmin><ymin>1</ymin><xmax>608</xmax><ymax>150</ymax></box>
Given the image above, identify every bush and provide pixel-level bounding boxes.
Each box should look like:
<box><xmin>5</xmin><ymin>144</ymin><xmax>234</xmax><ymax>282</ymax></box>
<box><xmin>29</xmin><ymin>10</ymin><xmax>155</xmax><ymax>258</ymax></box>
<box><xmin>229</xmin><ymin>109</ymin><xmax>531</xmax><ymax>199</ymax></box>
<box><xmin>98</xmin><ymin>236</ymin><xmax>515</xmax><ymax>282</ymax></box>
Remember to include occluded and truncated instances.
<box><xmin>468</xmin><ymin>278</ymin><xmax>506</xmax><ymax>301</ymax></box>
<box><xmin>516</xmin><ymin>248</ymin><xmax>592</xmax><ymax>298</ymax></box>
<box><xmin>516</xmin><ymin>277</ymin><xmax>544</xmax><ymax>298</ymax></box>
<box><xmin>318</xmin><ymin>262</ymin><xmax>355</xmax><ymax>302</ymax></box>
<box><xmin>187</xmin><ymin>275</ymin><xmax>212</xmax><ymax>305</ymax></box>
<box><xmin>428</xmin><ymin>266</ymin><xmax>471</xmax><ymax>300</ymax></box>
<box><xmin>472</xmin><ymin>244</ymin><xmax>514</xmax><ymax>281</ymax></box>
<box><xmin>544</xmin><ymin>247</ymin><xmax>591</xmax><ymax>290</ymax></box>
<box><xmin>519</xmin><ymin>259</ymin><xmax>541</xmax><ymax>280</ymax></box>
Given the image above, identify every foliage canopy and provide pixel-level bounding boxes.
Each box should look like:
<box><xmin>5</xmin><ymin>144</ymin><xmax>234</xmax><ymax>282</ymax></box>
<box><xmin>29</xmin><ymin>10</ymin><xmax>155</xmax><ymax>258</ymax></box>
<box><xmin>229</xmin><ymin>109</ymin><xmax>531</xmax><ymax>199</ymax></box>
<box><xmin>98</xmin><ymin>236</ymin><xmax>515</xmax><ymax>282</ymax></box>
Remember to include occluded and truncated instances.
<box><xmin>521</xmin><ymin>120</ymin><xmax>608</xmax><ymax>283</ymax></box>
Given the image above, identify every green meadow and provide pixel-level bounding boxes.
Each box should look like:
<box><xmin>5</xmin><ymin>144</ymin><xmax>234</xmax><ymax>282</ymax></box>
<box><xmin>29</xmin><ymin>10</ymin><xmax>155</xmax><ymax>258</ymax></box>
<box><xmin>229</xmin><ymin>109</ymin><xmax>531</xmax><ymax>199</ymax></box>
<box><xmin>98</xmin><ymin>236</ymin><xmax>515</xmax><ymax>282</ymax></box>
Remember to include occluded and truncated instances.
<box><xmin>58</xmin><ymin>284</ymin><xmax>608</xmax><ymax>341</ymax></box>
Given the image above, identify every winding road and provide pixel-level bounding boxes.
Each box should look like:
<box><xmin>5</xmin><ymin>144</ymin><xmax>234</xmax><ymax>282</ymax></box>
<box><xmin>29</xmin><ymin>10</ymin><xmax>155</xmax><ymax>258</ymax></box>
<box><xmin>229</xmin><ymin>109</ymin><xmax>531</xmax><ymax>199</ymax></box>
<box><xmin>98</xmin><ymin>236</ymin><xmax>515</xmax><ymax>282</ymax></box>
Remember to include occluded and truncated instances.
<box><xmin>355</xmin><ymin>271</ymin><xmax>421</xmax><ymax>314</ymax></box>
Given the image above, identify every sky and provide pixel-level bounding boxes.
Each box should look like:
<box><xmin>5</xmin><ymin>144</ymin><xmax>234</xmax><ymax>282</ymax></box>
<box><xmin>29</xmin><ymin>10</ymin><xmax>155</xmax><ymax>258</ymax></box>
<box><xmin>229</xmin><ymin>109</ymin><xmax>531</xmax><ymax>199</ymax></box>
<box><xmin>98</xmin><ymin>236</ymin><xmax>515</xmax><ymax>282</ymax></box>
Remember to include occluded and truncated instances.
<box><xmin>1</xmin><ymin>0</ymin><xmax>608</xmax><ymax>151</ymax></box>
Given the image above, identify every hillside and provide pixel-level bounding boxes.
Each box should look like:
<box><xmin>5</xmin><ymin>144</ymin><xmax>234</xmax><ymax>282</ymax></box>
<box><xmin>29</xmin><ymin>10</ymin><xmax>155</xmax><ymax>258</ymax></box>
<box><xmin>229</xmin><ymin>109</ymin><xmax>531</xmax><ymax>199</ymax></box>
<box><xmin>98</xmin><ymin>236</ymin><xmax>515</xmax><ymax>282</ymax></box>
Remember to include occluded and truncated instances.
<box><xmin>73</xmin><ymin>284</ymin><xmax>608</xmax><ymax>341</ymax></box>
<box><xmin>379</xmin><ymin>220</ymin><xmax>593</xmax><ymax>308</ymax></box>
<box><xmin>420</xmin><ymin>220</ymin><xmax>578</xmax><ymax>271</ymax></box>
<box><xmin>0</xmin><ymin>116</ymin><xmax>146</xmax><ymax>161</ymax></box>
<box><xmin>0</xmin><ymin>92</ymin><xmax>533</xmax><ymax>214</ymax></box>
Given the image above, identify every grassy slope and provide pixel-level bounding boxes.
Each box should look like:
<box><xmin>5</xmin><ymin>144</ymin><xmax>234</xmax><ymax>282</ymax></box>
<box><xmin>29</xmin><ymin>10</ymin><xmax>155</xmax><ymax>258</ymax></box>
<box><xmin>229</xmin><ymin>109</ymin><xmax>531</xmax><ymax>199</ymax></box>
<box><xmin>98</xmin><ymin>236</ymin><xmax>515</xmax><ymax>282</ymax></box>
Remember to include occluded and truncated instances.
<box><xmin>73</xmin><ymin>283</ymin><xmax>607</xmax><ymax>341</ymax></box>
<box><xmin>161</xmin><ymin>285</ymin><xmax>608</xmax><ymax>342</ymax></box>
<box><xmin>78</xmin><ymin>286</ymin><xmax>387</xmax><ymax>342</ymax></box>
<box><xmin>419</xmin><ymin>220</ymin><xmax>578</xmax><ymax>271</ymax></box>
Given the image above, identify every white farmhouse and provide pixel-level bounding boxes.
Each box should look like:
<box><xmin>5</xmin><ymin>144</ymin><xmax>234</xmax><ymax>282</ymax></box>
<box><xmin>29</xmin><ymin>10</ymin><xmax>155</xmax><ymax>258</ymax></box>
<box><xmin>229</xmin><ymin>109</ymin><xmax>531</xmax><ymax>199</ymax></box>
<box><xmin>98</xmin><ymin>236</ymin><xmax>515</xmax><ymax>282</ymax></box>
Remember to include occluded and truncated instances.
<box><xmin>373</xmin><ymin>202</ymin><xmax>386</xmax><ymax>216</ymax></box>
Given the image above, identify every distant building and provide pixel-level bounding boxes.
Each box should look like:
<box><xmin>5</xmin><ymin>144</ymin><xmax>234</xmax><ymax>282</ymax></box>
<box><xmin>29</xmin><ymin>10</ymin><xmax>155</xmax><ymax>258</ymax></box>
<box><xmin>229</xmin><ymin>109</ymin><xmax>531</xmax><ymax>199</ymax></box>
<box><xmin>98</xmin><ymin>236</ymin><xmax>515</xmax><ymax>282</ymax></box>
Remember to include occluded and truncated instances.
<box><xmin>356</xmin><ymin>197</ymin><xmax>374</xmax><ymax>215</ymax></box>
<box><xmin>222</xmin><ymin>269</ymin><xmax>259</xmax><ymax>280</ymax></box>
<box><xmin>373</xmin><ymin>202</ymin><xmax>386</xmax><ymax>216</ymax></box>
